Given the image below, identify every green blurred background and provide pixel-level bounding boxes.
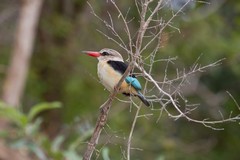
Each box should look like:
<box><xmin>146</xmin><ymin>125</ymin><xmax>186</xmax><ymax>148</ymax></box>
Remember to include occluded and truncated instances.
<box><xmin>0</xmin><ymin>0</ymin><xmax>240</xmax><ymax>159</ymax></box>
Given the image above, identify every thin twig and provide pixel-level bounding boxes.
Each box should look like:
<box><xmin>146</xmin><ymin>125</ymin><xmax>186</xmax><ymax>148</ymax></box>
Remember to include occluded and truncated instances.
<box><xmin>83</xmin><ymin>61</ymin><xmax>136</xmax><ymax>160</ymax></box>
<box><xmin>83</xmin><ymin>0</ymin><xmax>240</xmax><ymax>159</ymax></box>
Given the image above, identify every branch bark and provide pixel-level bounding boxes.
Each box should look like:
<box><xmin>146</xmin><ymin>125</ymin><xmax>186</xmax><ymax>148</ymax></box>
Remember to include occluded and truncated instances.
<box><xmin>83</xmin><ymin>0</ymin><xmax>240</xmax><ymax>159</ymax></box>
<box><xmin>83</xmin><ymin>62</ymin><xmax>135</xmax><ymax>160</ymax></box>
<box><xmin>83</xmin><ymin>1</ymin><xmax>156</xmax><ymax>159</ymax></box>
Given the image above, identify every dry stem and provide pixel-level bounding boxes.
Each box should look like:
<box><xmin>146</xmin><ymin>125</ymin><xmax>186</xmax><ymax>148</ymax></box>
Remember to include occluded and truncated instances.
<box><xmin>83</xmin><ymin>62</ymin><xmax>136</xmax><ymax>160</ymax></box>
<box><xmin>83</xmin><ymin>0</ymin><xmax>240</xmax><ymax>159</ymax></box>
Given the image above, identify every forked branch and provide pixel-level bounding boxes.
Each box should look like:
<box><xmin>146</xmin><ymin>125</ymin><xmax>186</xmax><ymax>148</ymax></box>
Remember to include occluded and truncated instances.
<box><xmin>83</xmin><ymin>0</ymin><xmax>240</xmax><ymax>160</ymax></box>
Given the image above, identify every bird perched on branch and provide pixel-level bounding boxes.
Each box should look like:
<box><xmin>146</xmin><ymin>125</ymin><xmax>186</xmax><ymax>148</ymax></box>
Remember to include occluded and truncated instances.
<box><xmin>82</xmin><ymin>48</ymin><xmax>150</xmax><ymax>107</ymax></box>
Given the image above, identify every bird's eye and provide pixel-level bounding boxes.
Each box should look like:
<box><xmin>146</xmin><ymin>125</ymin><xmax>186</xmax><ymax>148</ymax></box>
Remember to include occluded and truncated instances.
<box><xmin>101</xmin><ymin>51</ymin><xmax>109</xmax><ymax>56</ymax></box>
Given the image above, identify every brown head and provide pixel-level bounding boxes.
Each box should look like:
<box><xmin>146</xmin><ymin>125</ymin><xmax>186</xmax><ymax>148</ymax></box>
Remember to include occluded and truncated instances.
<box><xmin>82</xmin><ymin>48</ymin><xmax>123</xmax><ymax>61</ymax></box>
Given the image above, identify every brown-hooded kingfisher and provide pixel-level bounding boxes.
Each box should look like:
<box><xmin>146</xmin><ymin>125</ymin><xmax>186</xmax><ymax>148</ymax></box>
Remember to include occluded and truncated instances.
<box><xmin>82</xmin><ymin>48</ymin><xmax>150</xmax><ymax>107</ymax></box>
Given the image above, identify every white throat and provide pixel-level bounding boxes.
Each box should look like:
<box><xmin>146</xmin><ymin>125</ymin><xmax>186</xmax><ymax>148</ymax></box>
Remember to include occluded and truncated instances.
<box><xmin>97</xmin><ymin>56</ymin><xmax>124</xmax><ymax>62</ymax></box>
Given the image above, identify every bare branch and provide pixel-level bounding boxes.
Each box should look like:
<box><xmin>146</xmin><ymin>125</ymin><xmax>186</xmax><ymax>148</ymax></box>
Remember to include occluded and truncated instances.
<box><xmin>110</xmin><ymin>0</ymin><xmax>133</xmax><ymax>55</ymax></box>
<box><xmin>226</xmin><ymin>91</ymin><xmax>240</xmax><ymax>111</ymax></box>
<box><xmin>83</xmin><ymin>60</ymin><xmax>136</xmax><ymax>159</ymax></box>
<box><xmin>83</xmin><ymin>0</ymin><xmax>240</xmax><ymax>159</ymax></box>
<box><xmin>140</xmin><ymin>0</ymin><xmax>192</xmax><ymax>54</ymax></box>
<box><xmin>87</xmin><ymin>2</ymin><xmax>128</xmax><ymax>51</ymax></box>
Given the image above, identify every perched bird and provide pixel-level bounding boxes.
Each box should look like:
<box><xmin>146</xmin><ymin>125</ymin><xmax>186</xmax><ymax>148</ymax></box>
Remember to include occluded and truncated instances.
<box><xmin>82</xmin><ymin>48</ymin><xmax>150</xmax><ymax>107</ymax></box>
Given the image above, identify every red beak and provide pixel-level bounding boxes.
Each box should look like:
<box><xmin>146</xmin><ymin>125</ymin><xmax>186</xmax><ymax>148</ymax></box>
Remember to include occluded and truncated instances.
<box><xmin>82</xmin><ymin>51</ymin><xmax>101</xmax><ymax>57</ymax></box>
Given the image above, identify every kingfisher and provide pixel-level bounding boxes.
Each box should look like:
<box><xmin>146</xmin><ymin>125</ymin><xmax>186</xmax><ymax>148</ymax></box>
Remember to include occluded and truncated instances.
<box><xmin>82</xmin><ymin>48</ymin><xmax>150</xmax><ymax>107</ymax></box>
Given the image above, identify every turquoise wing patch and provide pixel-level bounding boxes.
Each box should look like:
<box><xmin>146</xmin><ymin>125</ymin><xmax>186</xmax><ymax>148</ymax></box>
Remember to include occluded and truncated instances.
<box><xmin>125</xmin><ymin>76</ymin><xmax>142</xmax><ymax>90</ymax></box>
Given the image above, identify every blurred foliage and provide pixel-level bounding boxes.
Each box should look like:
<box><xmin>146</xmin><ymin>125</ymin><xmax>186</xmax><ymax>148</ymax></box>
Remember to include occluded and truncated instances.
<box><xmin>1</xmin><ymin>0</ymin><xmax>240</xmax><ymax>159</ymax></box>
<box><xmin>0</xmin><ymin>101</ymin><xmax>94</xmax><ymax>160</ymax></box>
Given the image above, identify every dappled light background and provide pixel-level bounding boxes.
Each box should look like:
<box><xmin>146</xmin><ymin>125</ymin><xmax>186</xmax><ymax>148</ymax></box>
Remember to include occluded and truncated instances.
<box><xmin>0</xmin><ymin>0</ymin><xmax>240</xmax><ymax>159</ymax></box>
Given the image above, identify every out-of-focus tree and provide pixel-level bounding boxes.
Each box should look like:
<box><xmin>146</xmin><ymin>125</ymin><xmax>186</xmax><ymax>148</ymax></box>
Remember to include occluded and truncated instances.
<box><xmin>0</xmin><ymin>0</ymin><xmax>43</xmax><ymax>159</ymax></box>
<box><xmin>0</xmin><ymin>0</ymin><xmax>240</xmax><ymax>159</ymax></box>
<box><xmin>2</xmin><ymin>0</ymin><xmax>43</xmax><ymax>106</ymax></box>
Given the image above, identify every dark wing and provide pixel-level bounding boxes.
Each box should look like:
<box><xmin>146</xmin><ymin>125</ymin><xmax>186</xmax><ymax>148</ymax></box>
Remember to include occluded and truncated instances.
<box><xmin>107</xmin><ymin>60</ymin><xmax>135</xmax><ymax>78</ymax></box>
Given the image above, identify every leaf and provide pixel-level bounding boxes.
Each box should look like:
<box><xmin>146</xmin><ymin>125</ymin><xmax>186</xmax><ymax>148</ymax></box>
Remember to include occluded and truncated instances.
<box><xmin>64</xmin><ymin>150</ymin><xmax>82</xmax><ymax>160</ymax></box>
<box><xmin>51</xmin><ymin>135</ymin><xmax>65</xmax><ymax>152</ymax></box>
<box><xmin>69</xmin><ymin>128</ymin><xmax>93</xmax><ymax>150</ymax></box>
<box><xmin>0</xmin><ymin>102</ymin><xmax>28</xmax><ymax>128</ymax></box>
<box><xmin>0</xmin><ymin>130</ymin><xmax>9</xmax><ymax>138</ymax></box>
<box><xmin>12</xmin><ymin>140</ymin><xmax>47</xmax><ymax>160</ymax></box>
<box><xmin>102</xmin><ymin>147</ymin><xmax>110</xmax><ymax>160</ymax></box>
<box><xmin>28</xmin><ymin>143</ymin><xmax>47</xmax><ymax>160</ymax></box>
<box><xmin>28</xmin><ymin>102</ymin><xmax>62</xmax><ymax>121</ymax></box>
<box><xmin>10</xmin><ymin>139</ymin><xmax>28</xmax><ymax>149</ymax></box>
<box><xmin>25</xmin><ymin>118</ymin><xmax>42</xmax><ymax>135</ymax></box>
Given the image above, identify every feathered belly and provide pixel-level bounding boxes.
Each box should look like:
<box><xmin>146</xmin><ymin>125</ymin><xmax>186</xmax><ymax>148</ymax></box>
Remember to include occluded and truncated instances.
<box><xmin>98</xmin><ymin>62</ymin><xmax>122</xmax><ymax>92</ymax></box>
<box><xmin>97</xmin><ymin>62</ymin><xmax>138</xmax><ymax>95</ymax></box>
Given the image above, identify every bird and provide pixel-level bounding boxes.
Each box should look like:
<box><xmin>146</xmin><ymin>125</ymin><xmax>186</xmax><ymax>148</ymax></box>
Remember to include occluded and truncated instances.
<box><xmin>82</xmin><ymin>48</ymin><xmax>150</xmax><ymax>107</ymax></box>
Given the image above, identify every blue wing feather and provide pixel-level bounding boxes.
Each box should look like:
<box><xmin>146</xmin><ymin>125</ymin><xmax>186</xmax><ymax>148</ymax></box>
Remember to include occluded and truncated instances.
<box><xmin>125</xmin><ymin>76</ymin><xmax>142</xmax><ymax>90</ymax></box>
<box><xmin>107</xmin><ymin>60</ymin><xmax>141</xmax><ymax>90</ymax></box>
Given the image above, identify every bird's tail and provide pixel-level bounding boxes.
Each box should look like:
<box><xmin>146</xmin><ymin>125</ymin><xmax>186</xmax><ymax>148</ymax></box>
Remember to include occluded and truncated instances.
<box><xmin>137</xmin><ymin>91</ymin><xmax>150</xmax><ymax>107</ymax></box>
